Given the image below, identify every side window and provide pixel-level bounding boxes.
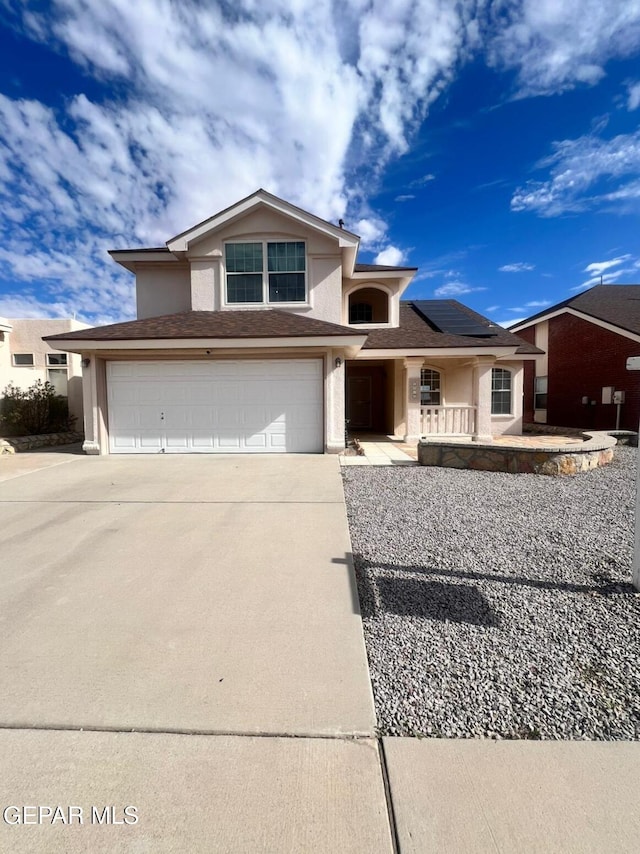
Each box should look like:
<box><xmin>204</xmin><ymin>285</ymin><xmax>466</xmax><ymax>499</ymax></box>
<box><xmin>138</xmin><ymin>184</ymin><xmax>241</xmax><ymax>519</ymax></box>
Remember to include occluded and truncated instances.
<box><xmin>46</xmin><ymin>352</ymin><xmax>68</xmax><ymax>396</ymax></box>
<box><xmin>534</xmin><ymin>375</ymin><xmax>548</xmax><ymax>409</ymax></box>
<box><xmin>491</xmin><ymin>368</ymin><xmax>512</xmax><ymax>414</ymax></box>
<box><xmin>420</xmin><ymin>369</ymin><xmax>441</xmax><ymax>406</ymax></box>
<box><xmin>12</xmin><ymin>353</ymin><xmax>34</xmax><ymax>366</ymax></box>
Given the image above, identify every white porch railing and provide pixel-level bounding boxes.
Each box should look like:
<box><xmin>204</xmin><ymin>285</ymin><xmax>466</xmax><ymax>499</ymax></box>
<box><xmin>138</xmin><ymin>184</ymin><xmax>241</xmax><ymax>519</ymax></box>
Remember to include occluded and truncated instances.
<box><xmin>421</xmin><ymin>405</ymin><xmax>477</xmax><ymax>436</ymax></box>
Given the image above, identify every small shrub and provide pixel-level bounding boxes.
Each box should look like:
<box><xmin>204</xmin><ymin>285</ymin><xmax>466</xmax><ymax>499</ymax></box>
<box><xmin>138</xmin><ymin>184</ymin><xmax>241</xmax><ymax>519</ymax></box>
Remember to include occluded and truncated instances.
<box><xmin>0</xmin><ymin>380</ymin><xmax>76</xmax><ymax>437</ymax></box>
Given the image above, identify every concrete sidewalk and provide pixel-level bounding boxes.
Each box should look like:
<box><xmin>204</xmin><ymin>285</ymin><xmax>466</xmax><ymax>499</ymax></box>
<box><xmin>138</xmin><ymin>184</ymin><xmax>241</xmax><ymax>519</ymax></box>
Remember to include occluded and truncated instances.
<box><xmin>384</xmin><ymin>738</ymin><xmax>640</xmax><ymax>854</ymax></box>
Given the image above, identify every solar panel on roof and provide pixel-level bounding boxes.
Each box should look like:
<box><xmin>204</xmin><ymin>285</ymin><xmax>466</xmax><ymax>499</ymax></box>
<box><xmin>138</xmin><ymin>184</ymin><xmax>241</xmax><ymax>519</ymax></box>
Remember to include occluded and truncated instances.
<box><xmin>412</xmin><ymin>300</ymin><xmax>498</xmax><ymax>337</ymax></box>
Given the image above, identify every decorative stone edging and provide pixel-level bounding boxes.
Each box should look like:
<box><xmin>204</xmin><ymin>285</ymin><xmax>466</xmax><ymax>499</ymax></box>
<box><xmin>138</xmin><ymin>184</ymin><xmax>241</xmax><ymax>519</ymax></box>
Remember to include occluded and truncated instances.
<box><xmin>0</xmin><ymin>432</ymin><xmax>84</xmax><ymax>454</ymax></box>
<box><xmin>418</xmin><ymin>431</ymin><xmax>622</xmax><ymax>476</ymax></box>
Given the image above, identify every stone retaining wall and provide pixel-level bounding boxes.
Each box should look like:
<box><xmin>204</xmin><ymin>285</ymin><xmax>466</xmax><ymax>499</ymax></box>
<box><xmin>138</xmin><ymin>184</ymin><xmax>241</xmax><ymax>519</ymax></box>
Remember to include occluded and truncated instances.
<box><xmin>418</xmin><ymin>431</ymin><xmax>619</xmax><ymax>476</ymax></box>
<box><xmin>0</xmin><ymin>432</ymin><xmax>84</xmax><ymax>454</ymax></box>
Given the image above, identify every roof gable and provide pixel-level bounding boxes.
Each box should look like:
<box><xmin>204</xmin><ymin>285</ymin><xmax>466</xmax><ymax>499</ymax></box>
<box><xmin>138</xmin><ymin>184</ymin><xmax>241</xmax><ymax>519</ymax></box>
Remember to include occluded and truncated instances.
<box><xmin>512</xmin><ymin>284</ymin><xmax>640</xmax><ymax>338</ymax></box>
<box><xmin>166</xmin><ymin>189</ymin><xmax>360</xmax><ymax>254</ymax></box>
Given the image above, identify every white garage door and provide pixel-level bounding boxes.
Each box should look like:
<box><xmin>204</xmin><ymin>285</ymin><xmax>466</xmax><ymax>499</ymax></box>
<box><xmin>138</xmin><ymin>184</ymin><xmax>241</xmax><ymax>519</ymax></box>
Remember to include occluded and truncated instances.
<box><xmin>107</xmin><ymin>359</ymin><xmax>323</xmax><ymax>454</ymax></box>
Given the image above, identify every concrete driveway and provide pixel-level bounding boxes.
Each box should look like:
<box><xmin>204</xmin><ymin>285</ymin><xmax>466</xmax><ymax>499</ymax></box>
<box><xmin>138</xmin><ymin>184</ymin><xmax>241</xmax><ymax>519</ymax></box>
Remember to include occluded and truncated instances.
<box><xmin>0</xmin><ymin>452</ymin><xmax>391</xmax><ymax>853</ymax></box>
<box><xmin>0</xmin><ymin>452</ymin><xmax>375</xmax><ymax>735</ymax></box>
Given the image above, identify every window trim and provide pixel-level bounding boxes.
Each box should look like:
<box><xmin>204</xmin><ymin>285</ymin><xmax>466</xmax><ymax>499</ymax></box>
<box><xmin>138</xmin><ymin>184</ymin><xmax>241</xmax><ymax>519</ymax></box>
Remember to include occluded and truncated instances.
<box><xmin>12</xmin><ymin>353</ymin><xmax>34</xmax><ymax>367</ymax></box>
<box><xmin>46</xmin><ymin>352</ymin><xmax>68</xmax><ymax>368</ymax></box>
<box><xmin>346</xmin><ymin>283</ymin><xmax>392</xmax><ymax>328</ymax></box>
<box><xmin>223</xmin><ymin>239</ymin><xmax>309</xmax><ymax>307</ymax></box>
<box><xmin>491</xmin><ymin>367</ymin><xmax>513</xmax><ymax>416</ymax></box>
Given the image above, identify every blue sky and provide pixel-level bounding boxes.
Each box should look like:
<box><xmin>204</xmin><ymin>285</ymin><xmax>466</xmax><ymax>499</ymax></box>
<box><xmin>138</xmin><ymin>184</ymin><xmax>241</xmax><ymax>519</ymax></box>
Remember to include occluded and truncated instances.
<box><xmin>1</xmin><ymin>1</ymin><xmax>640</xmax><ymax>328</ymax></box>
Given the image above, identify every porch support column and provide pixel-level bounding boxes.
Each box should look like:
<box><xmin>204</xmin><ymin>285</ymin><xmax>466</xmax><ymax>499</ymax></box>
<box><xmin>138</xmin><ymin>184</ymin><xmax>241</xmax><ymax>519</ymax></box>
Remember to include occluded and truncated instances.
<box><xmin>472</xmin><ymin>355</ymin><xmax>495</xmax><ymax>442</ymax></box>
<box><xmin>403</xmin><ymin>357</ymin><xmax>424</xmax><ymax>443</ymax></box>
<box><xmin>325</xmin><ymin>349</ymin><xmax>346</xmax><ymax>453</ymax></box>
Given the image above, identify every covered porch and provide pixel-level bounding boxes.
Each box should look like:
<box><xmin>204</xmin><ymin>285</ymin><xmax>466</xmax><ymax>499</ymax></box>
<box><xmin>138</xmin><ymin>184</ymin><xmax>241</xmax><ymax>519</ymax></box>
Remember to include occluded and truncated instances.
<box><xmin>346</xmin><ymin>354</ymin><xmax>525</xmax><ymax>444</ymax></box>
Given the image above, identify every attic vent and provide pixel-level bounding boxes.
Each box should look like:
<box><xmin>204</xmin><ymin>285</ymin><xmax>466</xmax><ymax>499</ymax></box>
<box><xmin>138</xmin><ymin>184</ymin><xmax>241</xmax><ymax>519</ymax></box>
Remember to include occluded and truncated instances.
<box><xmin>412</xmin><ymin>300</ymin><xmax>498</xmax><ymax>338</ymax></box>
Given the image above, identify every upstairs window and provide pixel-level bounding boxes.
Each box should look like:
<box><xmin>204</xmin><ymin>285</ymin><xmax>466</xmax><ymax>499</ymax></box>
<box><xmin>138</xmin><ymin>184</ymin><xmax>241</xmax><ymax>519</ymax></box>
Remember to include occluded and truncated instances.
<box><xmin>225</xmin><ymin>242</ymin><xmax>263</xmax><ymax>303</ymax></box>
<box><xmin>348</xmin><ymin>287</ymin><xmax>389</xmax><ymax>324</ymax></box>
<box><xmin>12</xmin><ymin>353</ymin><xmax>34</xmax><ymax>366</ymax></box>
<box><xmin>420</xmin><ymin>368</ymin><xmax>441</xmax><ymax>406</ymax></box>
<box><xmin>491</xmin><ymin>368</ymin><xmax>512</xmax><ymax>415</ymax></box>
<box><xmin>225</xmin><ymin>241</ymin><xmax>306</xmax><ymax>304</ymax></box>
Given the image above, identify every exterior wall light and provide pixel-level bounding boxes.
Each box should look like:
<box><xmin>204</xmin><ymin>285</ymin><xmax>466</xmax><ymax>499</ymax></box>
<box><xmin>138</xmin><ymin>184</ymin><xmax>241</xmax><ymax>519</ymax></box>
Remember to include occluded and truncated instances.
<box><xmin>81</xmin><ymin>357</ymin><xmax>91</xmax><ymax>368</ymax></box>
<box><xmin>335</xmin><ymin>357</ymin><xmax>343</xmax><ymax>368</ymax></box>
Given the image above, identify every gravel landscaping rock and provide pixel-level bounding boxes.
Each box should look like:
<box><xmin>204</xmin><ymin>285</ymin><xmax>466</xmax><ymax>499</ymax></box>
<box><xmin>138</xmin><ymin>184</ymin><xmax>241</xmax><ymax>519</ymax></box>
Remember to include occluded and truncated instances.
<box><xmin>342</xmin><ymin>446</ymin><xmax>640</xmax><ymax>740</ymax></box>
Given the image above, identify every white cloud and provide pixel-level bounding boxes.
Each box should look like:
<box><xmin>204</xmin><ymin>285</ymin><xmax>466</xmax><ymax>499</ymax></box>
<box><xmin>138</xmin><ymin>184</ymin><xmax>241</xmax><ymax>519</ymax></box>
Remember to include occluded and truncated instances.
<box><xmin>3</xmin><ymin>2</ymin><xmax>640</xmax><ymax>321</ymax></box>
<box><xmin>511</xmin><ymin>128</ymin><xmax>640</xmax><ymax>217</ymax></box>
<box><xmin>525</xmin><ymin>299</ymin><xmax>551</xmax><ymax>307</ymax></box>
<box><xmin>374</xmin><ymin>246</ymin><xmax>406</xmax><ymax>266</ymax></box>
<box><xmin>627</xmin><ymin>80</ymin><xmax>640</xmax><ymax>110</ymax></box>
<box><xmin>584</xmin><ymin>255</ymin><xmax>631</xmax><ymax>275</ymax></box>
<box><xmin>485</xmin><ymin>305</ymin><xmax>500</xmax><ymax>312</ymax></box>
<box><xmin>434</xmin><ymin>281</ymin><xmax>487</xmax><ymax>297</ymax></box>
<box><xmin>354</xmin><ymin>216</ymin><xmax>387</xmax><ymax>246</ymax></box>
<box><xmin>486</xmin><ymin>0</ymin><xmax>640</xmax><ymax>97</ymax></box>
<box><xmin>500</xmin><ymin>317</ymin><xmax>526</xmax><ymax>328</ymax></box>
<box><xmin>394</xmin><ymin>194</ymin><xmax>415</xmax><ymax>202</ymax></box>
<box><xmin>409</xmin><ymin>173</ymin><xmax>436</xmax><ymax>187</ymax></box>
<box><xmin>498</xmin><ymin>262</ymin><xmax>535</xmax><ymax>272</ymax></box>
<box><xmin>0</xmin><ymin>0</ymin><xmax>476</xmax><ymax>321</ymax></box>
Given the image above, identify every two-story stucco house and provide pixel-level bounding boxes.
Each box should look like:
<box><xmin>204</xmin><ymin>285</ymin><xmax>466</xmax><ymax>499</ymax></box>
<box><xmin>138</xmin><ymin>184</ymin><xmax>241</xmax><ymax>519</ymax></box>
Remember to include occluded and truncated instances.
<box><xmin>45</xmin><ymin>190</ymin><xmax>540</xmax><ymax>455</ymax></box>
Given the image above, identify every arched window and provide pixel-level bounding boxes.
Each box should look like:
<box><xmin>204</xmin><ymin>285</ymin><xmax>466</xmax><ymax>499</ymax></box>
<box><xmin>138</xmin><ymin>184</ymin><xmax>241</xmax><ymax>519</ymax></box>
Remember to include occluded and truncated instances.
<box><xmin>491</xmin><ymin>368</ymin><xmax>512</xmax><ymax>414</ymax></box>
<box><xmin>348</xmin><ymin>287</ymin><xmax>389</xmax><ymax>324</ymax></box>
<box><xmin>420</xmin><ymin>368</ymin><xmax>441</xmax><ymax>406</ymax></box>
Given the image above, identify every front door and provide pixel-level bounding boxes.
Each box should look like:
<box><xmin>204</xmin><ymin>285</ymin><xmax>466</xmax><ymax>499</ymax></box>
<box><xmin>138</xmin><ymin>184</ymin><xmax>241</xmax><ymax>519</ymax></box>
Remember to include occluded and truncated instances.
<box><xmin>347</xmin><ymin>376</ymin><xmax>373</xmax><ymax>429</ymax></box>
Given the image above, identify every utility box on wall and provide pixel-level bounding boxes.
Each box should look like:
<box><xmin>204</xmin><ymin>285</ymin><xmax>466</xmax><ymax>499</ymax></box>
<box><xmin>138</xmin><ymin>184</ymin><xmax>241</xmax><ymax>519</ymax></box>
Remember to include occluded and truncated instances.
<box><xmin>602</xmin><ymin>386</ymin><xmax>614</xmax><ymax>404</ymax></box>
<box><xmin>613</xmin><ymin>390</ymin><xmax>626</xmax><ymax>404</ymax></box>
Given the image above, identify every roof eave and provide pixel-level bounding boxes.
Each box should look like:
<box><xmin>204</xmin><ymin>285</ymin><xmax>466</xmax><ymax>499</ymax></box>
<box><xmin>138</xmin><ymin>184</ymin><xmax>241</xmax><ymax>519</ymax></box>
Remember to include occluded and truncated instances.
<box><xmin>44</xmin><ymin>334</ymin><xmax>368</xmax><ymax>356</ymax></box>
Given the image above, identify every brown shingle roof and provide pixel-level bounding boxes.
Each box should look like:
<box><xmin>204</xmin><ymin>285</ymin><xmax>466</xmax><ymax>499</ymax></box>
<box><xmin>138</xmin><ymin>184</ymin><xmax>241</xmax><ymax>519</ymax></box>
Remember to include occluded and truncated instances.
<box><xmin>363</xmin><ymin>302</ymin><xmax>541</xmax><ymax>354</ymax></box>
<box><xmin>514</xmin><ymin>284</ymin><xmax>640</xmax><ymax>336</ymax></box>
<box><xmin>43</xmin><ymin>310</ymin><xmax>362</xmax><ymax>342</ymax></box>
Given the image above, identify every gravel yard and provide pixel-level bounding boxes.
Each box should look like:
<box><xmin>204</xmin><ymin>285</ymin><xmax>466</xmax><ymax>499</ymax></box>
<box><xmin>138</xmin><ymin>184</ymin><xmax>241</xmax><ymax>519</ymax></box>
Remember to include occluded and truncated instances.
<box><xmin>342</xmin><ymin>447</ymin><xmax>640</xmax><ymax>740</ymax></box>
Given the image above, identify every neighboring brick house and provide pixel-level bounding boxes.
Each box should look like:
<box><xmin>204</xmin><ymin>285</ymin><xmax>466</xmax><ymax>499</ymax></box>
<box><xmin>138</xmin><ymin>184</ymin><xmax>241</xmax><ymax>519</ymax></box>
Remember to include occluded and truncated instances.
<box><xmin>511</xmin><ymin>285</ymin><xmax>640</xmax><ymax>432</ymax></box>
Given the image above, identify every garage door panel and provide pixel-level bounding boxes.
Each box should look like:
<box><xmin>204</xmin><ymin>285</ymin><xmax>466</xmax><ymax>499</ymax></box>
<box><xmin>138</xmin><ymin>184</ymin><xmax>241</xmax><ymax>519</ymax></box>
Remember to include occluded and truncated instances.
<box><xmin>107</xmin><ymin>360</ymin><xmax>323</xmax><ymax>454</ymax></box>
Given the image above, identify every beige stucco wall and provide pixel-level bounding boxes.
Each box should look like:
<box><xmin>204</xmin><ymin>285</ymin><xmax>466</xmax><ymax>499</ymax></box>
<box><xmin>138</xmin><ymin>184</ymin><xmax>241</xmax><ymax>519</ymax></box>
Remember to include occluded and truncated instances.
<box><xmin>0</xmin><ymin>319</ymin><xmax>88</xmax><ymax>426</ymax></box>
<box><xmin>136</xmin><ymin>264</ymin><xmax>191</xmax><ymax>319</ymax></box>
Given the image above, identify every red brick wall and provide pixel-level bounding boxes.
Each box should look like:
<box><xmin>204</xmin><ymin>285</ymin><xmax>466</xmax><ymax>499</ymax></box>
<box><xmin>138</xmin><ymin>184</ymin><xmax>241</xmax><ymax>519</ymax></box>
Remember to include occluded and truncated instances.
<box><xmin>546</xmin><ymin>313</ymin><xmax>640</xmax><ymax>431</ymax></box>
